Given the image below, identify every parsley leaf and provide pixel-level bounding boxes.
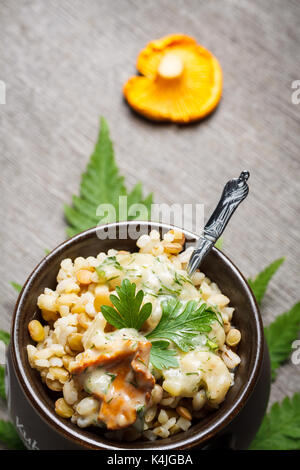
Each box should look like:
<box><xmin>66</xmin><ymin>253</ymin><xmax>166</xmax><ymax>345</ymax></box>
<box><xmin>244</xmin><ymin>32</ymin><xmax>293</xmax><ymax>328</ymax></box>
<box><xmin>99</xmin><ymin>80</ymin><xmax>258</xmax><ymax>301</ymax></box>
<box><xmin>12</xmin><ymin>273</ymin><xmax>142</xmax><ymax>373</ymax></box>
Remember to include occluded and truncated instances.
<box><xmin>0</xmin><ymin>420</ymin><xmax>25</xmax><ymax>450</ymax></box>
<box><xmin>150</xmin><ymin>341</ymin><xmax>179</xmax><ymax>370</ymax></box>
<box><xmin>10</xmin><ymin>282</ymin><xmax>22</xmax><ymax>293</ymax></box>
<box><xmin>0</xmin><ymin>330</ymin><xmax>10</xmax><ymax>346</ymax></box>
<box><xmin>101</xmin><ymin>279</ymin><xmax>152</xmax><ymax>330</ymax></box>
<box><xmin>64</xmin><ymin>117</ymin><xmax>152</xmax><ymax>237</ymax></box>
<box><xmin>265</xmin><ymin>302</ymin><xmax>300</xmax><ymax>380</ymax></box>
<box><xmin>146</xmin><ymin>298</ymin><xmax>219</xmax><ymax>352</ymax></box>
<box><xmin>248</xmin><ymin>258</ymin><xmax>285</xmax><ymax>305</ymax></box>
<box><xmin>250</xmin><ymin>393</ymin><xmax>300</xmax><ymax>450</ymax></box>
<box><xmin>0</xmin><ymin>366</ymin><xmax>5</xmax><ymax>400</ymax></box>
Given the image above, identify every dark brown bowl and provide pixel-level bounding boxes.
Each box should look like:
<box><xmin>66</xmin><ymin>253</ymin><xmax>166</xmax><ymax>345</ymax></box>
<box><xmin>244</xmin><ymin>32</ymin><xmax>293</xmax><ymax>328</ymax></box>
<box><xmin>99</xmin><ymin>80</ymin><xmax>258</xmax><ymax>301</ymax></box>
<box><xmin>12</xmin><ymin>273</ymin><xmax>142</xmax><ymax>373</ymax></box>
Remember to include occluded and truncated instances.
<box><xmin>6</xmin><ymin>221</ymin><xmax>271</xmax><ymax>450</ymax></box>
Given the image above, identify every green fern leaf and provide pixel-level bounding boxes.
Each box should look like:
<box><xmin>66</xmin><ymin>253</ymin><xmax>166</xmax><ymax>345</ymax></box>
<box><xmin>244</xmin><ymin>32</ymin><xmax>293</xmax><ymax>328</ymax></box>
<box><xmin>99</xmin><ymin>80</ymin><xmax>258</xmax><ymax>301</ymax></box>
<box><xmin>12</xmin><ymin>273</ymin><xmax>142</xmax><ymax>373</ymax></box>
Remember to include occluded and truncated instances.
<box><xmin>64</xmin><ymin>117</ymin><xmax>152</xmax><ymax>236</ymax></box>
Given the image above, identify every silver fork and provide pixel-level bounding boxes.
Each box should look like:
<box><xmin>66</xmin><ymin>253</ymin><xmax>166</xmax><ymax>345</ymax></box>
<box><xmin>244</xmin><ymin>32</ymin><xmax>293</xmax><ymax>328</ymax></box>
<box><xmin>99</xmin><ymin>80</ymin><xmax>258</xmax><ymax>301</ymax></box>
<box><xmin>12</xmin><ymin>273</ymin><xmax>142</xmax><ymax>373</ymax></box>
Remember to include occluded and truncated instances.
<box><xmin>187</xmin><ymin>171</ymin><xmax>250</xmax><ymax>276</ymax></box>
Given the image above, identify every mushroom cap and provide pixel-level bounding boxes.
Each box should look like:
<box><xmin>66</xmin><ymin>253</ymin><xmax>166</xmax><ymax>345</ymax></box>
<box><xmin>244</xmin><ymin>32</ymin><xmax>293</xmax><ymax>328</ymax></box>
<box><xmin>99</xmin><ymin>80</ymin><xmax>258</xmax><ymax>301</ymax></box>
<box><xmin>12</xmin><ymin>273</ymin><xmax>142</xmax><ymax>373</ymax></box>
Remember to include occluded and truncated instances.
<box><xmin>123</xmin><ymin>34</ymin><xmax>222</xmax><ymax>123</ymax></box>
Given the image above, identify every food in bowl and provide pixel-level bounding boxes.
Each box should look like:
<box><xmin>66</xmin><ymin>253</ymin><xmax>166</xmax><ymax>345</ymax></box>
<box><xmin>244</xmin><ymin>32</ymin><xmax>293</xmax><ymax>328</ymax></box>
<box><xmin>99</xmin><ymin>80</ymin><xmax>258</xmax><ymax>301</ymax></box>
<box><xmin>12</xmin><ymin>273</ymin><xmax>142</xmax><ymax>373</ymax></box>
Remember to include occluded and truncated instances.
<box><xmin>26</xmin><ymin>229</ymin><xmax>241</xmax><ymax>442</ymax></box>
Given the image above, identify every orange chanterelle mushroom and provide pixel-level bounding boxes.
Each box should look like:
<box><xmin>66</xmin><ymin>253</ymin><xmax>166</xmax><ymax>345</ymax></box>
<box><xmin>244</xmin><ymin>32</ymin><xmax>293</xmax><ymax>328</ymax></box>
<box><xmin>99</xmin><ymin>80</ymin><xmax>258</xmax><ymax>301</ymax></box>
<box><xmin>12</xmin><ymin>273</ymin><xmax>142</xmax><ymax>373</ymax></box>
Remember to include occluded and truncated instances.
<box><xmin>123</xmin><ymin>34</ymin><xmax>222</xmax><ymax>123</ymax></box>
<box><xmin>70</xmin><ymin>339</ymin><xmax>155</xmax><ymax>430</ymax></box>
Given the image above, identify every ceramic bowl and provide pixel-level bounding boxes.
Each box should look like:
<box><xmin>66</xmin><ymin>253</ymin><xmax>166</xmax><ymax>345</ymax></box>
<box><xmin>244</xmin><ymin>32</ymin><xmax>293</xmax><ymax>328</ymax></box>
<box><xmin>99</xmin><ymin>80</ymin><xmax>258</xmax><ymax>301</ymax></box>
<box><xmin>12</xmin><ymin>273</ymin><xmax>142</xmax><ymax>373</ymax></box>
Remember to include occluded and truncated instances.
<box><xmin>6</xmin><ymin>221</ymin><xmax>270</xmax><ymax>450</ymax></box>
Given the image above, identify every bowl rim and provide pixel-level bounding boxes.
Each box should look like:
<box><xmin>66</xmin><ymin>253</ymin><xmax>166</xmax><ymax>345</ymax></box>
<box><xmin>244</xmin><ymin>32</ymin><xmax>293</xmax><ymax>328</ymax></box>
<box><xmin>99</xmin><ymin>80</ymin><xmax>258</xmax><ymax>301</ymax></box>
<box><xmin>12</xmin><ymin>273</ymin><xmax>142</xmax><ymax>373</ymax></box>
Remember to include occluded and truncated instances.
<box><xmin>11</xmin><ymin>221</ymin><xmax>264</xmax><ymax>450</ymax></box>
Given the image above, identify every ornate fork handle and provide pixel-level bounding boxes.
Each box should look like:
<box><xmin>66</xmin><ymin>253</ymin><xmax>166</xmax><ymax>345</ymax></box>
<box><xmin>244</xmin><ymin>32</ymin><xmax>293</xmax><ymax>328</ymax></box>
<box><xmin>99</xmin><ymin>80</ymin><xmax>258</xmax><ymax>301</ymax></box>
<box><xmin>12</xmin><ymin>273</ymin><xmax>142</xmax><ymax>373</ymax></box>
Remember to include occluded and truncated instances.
<box><xmin>187</xmin><ymin>171</ymin><xmax>250</xmax><ymax>275</ymax></box>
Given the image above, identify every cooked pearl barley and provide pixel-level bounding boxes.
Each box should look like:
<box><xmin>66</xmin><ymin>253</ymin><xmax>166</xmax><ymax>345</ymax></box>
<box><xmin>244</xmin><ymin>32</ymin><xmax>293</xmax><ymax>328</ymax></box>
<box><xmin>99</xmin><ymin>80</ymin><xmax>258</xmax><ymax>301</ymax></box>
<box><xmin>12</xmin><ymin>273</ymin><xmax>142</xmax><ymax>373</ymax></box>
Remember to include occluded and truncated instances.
<box><xmin>107</xmin><ymin>249</ymin><xmax>118</xmax><ymax>256</ymax></box>
<box><xmin>136</xmin><ymin>234</ymin><xmax>151</xmax><ymax>248</ymax></box>
<box><xmin>160</xmin><ymin>397</ymin><xmax>175</xmax><ymax>406</ymax></box>
<box><xmin>62</xmin><ymin>355</ymin><xmax>73</xmax><ymax>371</ymax></box>
<box><xmin>151</xmin><ymin>244</ymin><xmax>164</xmax><ymax>256</ymax></box>
<box><xmin>222</xmin><ymin>347</ymin><xmax>241</xmax><ymax>369</ymax></box>
<box><xmin>77</xmin><ymin>416</ymin><xmax>96</xmax><ymax>428</ymax></box>
<box><xmin>50</xmin><ymin>344</ymin><xmax>65</xmax><ymax>356</ymax></box>
<box><xmin>177</xmin><ymin>417</ymin><xmax>192</xmax><ymax>431</ymax></box>
<box><xmin>46</xmin><ymin>378</ymin><xmax>63</xmax><ymax>391</ymax></box>
<box><xmin>57</xmin><ymin>293</ymin><xmax>79</xmax><ymax>307</ymax></box>
<box><xmin>63</xmin><ymin>380</ymin><xmax>78</xmax><ymax>405</ymax></box>
<box><xmin>55</xmin><ymin>398</ymin><xmax>74</xmax><ymax>418</ymax></box>
<box><xmin>48</xmin><ymin>367</ymin><xmax>69</xmax><ymax>383</ymax></box>
<box><xmin>150</xmin><ymin>230</ymin><xmax>160</xmax><ymax>240</ymax></box>
<box><xmin>191</xmin><ymin>271</ymin><xmax>205</xmax><ymax>286</ymax></box>
<box><xmin>86</xmin><ymin>256</ymin><xmax>99</xmax><ymax>267</ymax></box>
<box><xmin>145</xmin><ymin>405</ymin><xmax>157</xmax><ymax>423</ymax></box>
<box><xmin>164</xmin><ymin>417</ymin><xmax>176</xmax><ymax>430</ymax></box>
<box><xmin>163</xmin><ymin>232</ymin><xmax>174</xmax><ymax>242</ymax></box>
<box><xmin>226</xmin><ymin>328</ymin><xmax>241</xmax><ymax>347</ymax></box>
<box><xmin>28</xmin><ymin>320</ymin><xmax>45</xmax><ymax>342</ymax></box>
<box><xmin>59</xmin><ymin>305</ymin><xmax>70</xmax><ymax>317</ymax></box>
<box><xmin>151</xmin><ymin>384</ymin><xmax>163</xmax><ymax>404</ymax></box>
<box><xmin>143</xmin><ymin>430</ymin><xmax>157</xmax><ymax>441</ymax></box>
<box><xmin>38</xmin><ymin>294</ymin><xmax>57</xmax><ymax>312</ymax></box>
<box><xmin>158</xmin><ymin>409</ymin><xmax>168</xmax><ymax>424</ymax></box>
<box><xmin>85</xmin><ymin>302</ymin><xmax>96</xmax><ymax>316</ymax></box>
<box><xmin>207</xmin><ymin>293</ymin><xmax>230</xmax><ymax>308</ymax></box>
<box><xmin>74</xmin><ymin>257</ymin><xmax>86</xmax><ymax>269</ymax></box>
<box><xmin>34</xmin><ymin>347</ymin><xmax>52</xmax><ymax>360</ymax></box>
<box><xmin>199</xmin><ymin>281</ymin><xmax>212</xmax><ymax>300</ymax></box>
<box><xmin>61</xmin><ymin>259</ymin><xmax>73</xmax><ymax>271</ymax></box>
<box><xmin>57</xmin><ymin>279</ymin><xmax>80</xmax><ymax>294</ymax></box>
<box><xmin>176</xmin><ymin>406</ymin><xmax>192</xmax><ymax>421</ymax></box>
<box><xmin>67</xmin><ymin>333</ymin><xmax>84</xmax><ymax>352</ymax></box>
<box><xmin>76</xmin><ymin>269</ymin><xmax>93</xmax><ymax>285</ymax></box>
<box><xmin>49</xmin><ymin>357</ymin><xmax>63</xmax><ymax>367</ymax></box>
<box><xmin>169</xmin><ymin>423</ymin><xmax>181</xmax><ymax>435</ymax></box>
<box><xmin>35</xmin><ymin>359</ymin><xmax>50</xmax><ymax>368</ymax></box>
<box><xmin>192</xmin><ymin>390</ymin><xmax>206</xmax><ymax>411</ymax></box>
<box><xmin>163</xmin><ymin>242</ymin><xmax>182</xmax><ymax>254</ymax></box>
<box><xmin>153</xmin><ymin>426</ymin><xmax>169</xmax><ymax>438</ymax></box>
<box><xmin>78</xmin><ymin>313</ymin><xmax>91</xmax><ymax>330</ymax></box>
<box><xmin>223</xmin><ymin>307</ymin><xmax>234</xmax><ymax>321</ymax></box>
<box><xmin>96</xmin><ymin>252</ymin><xmax>106</xmax><ymax>263</ymax></box>
<box><xmin>178</xmin><ymin>247</ymin><xmax>193</xmax><ymax>263</ymax></box>
<box><xmin>76</xmin><ymin>397</ymin><xmax>99</xmax><ymax>416</ymax></box>
<box><xmin>169</xmin><ymin>397</ymin><xmax>181</xmax><ymax>408</ymax></box>
<box><xmin>27</xmin><ymin>345</ymin><xmax>36</xmax><ymax>366</ymax></box>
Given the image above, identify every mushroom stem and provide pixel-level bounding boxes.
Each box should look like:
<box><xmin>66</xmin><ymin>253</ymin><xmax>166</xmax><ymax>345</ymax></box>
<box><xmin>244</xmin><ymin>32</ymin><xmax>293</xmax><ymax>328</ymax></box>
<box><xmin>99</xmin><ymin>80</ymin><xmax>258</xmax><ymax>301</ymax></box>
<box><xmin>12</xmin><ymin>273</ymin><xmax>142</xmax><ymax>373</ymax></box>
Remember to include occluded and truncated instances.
<box><xmin>157</xmin><ymin>53</ymin><xmax>183</xmax><ymax>79</ymax></box>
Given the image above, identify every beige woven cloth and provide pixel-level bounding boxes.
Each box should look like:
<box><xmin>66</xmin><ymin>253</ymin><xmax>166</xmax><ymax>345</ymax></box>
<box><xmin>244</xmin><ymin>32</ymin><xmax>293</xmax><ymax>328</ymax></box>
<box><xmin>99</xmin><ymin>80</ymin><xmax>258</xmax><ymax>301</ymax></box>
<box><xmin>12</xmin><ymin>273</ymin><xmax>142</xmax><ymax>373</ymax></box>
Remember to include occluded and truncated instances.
<box><xmin>1</xmin><ymin>0</ymin><xmax>300</xmax><ymax>445</ymax></box>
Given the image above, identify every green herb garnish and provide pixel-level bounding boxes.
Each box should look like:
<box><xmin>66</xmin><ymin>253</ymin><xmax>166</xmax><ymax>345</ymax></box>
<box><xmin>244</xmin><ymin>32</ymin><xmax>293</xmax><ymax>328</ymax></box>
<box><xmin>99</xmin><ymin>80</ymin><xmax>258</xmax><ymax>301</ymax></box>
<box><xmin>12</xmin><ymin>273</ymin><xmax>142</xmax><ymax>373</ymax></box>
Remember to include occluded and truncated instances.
<box><xmin>146</xmin><ymin>297</ymin><xmax>219</xmax><ymax>352</ymax></box>
<box><xmin>101</xmin><ymin>279</ymin><xmax>152</xmax><ymax>330</ymax></box>
<box><xmin>157</xmin><ymin>284</ymin><xmax>181</xmax><ymax>296</ymax></box>
<box><xmin>149</xmin><ymin>341</ymin><xmax>179</xmax><ymax>370</ymax></box>
<box><xmin>105</xmin><ymin>372</ymin><xmax>117</xmax><ymax>382</ymax></box>
<box><xmin>174</xmin><ymin>272</ymin><xmax>193</xmax><ymax>286</ymax></box>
